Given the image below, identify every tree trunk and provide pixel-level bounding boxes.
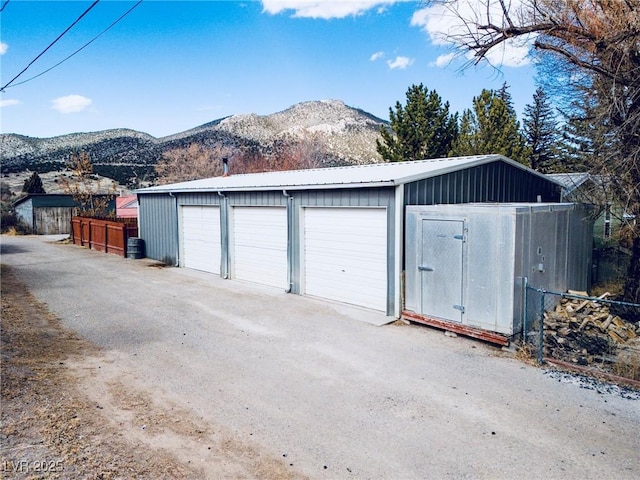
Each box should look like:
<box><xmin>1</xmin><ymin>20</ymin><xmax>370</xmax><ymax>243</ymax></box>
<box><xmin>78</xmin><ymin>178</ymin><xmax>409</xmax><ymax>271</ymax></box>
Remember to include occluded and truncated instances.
<box><xmin>623</xmin><ymin>234</ymin><xmax>640</xmax><ymax>305</ymax></box>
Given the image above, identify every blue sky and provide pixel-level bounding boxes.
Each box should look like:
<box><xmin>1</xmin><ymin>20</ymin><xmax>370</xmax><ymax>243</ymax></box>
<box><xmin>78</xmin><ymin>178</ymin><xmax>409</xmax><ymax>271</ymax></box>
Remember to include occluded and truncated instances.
<box><xmin>0</xmin><ymin>0</ymin><xmax>538</xmax><ymax>138</ymax></box>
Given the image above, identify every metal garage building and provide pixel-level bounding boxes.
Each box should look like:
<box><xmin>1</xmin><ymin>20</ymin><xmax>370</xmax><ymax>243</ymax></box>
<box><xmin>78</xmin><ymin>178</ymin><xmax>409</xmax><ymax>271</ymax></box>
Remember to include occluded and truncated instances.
<box><xmin>136</xmin><ymin>155</ymin><xmax>561</xmax><ymax>318</ymax></box>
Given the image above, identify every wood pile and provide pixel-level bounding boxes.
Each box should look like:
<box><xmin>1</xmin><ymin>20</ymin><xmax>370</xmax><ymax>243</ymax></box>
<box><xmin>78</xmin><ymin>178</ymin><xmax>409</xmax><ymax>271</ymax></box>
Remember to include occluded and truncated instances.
<box><xmin>542</xmin><ymin>291</ymin><xmax>640</xmax><ymax>378</ymax></box>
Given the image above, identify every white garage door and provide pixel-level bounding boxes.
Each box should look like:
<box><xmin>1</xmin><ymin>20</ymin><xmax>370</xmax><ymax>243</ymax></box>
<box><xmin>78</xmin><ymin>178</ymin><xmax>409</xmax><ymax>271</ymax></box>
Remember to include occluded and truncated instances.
<box><xmin>232</xmin><ymin>207</ymin><xmax>287</xmax><ymax>289</ymax></box>
<box><xmin>181</xmin><ymin>206</ymin><xmax>221</xmax><ymax>274</ymax></box>
<box><xmin>304</xmin><ymin>207</ymin><xmax>388</xmax><ymax>311</ymax></box>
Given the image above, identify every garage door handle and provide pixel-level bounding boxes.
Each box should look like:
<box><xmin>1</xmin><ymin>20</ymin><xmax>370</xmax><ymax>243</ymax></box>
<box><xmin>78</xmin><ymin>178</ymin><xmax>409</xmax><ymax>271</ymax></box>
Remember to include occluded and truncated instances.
<box><xmin>418</xmin><ymin>265</ymin><xmax>434</xmax><ymax>272</ymax></box>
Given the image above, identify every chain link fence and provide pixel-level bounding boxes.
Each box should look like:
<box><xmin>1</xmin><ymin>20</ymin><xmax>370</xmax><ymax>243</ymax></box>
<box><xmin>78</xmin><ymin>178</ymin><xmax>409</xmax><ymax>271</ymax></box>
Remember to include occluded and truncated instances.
<box><xmin>523</xmin><ymin>285</ymin><xmax>640</xmax><ymax>382</ymax></box>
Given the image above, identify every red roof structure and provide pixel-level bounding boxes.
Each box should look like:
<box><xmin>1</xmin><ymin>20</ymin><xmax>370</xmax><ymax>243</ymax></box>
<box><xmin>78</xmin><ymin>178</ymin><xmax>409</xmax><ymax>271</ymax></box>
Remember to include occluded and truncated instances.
<box><xmin>116</xmin><ymin>195</ymin><xmax>138</xmax><ymax>218</ymax></box>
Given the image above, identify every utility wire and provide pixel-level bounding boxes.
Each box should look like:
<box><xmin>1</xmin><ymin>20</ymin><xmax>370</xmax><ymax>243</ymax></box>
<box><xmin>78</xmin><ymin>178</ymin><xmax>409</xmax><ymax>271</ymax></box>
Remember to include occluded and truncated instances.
<box><xmin>1</xmin><ymin>0</ymin><xmax>100</xmax><ymax>92</ymax></box>
<box><xmin>5</xmin><ymin>0</ymin><xmax>143</xmax><ymax>89</ymax></box>
<box><xmin>0</xmin><ymin>0</ymin><xmax>10</xmax><ymax>13</ymax></box>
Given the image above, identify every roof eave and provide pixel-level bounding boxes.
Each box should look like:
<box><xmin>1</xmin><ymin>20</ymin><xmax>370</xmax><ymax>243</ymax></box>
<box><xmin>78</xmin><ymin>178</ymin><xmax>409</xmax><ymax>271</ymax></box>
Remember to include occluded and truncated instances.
<box><xmin>137</xmin><ymin>180</ymin><xmax>397</xmax><ymax>194</ymax></box>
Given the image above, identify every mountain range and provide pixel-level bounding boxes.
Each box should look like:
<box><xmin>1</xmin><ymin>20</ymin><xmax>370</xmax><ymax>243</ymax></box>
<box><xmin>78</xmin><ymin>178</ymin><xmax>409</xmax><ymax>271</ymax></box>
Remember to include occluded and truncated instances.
<box><xmin>1</xmin><ymin>100</ymin><xmax>388</xmax><ymax>187</ymax></box>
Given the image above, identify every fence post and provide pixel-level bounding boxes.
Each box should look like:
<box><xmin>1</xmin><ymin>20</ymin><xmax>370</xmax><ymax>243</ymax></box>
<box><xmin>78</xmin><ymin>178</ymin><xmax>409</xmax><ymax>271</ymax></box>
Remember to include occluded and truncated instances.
<box><xmin>105</xmin><ymin>222</ymin><xmax>109</xmax><ymax>254</ymax></box>
<box><xmin>538</xmin><ymin>290</ymin><xmax>545</xmax><ymax>365</ymax></box>
<box><xmin>523</xmin><ymin>276</ymin><xmax>529</xmax><ymax>341</ymax></box>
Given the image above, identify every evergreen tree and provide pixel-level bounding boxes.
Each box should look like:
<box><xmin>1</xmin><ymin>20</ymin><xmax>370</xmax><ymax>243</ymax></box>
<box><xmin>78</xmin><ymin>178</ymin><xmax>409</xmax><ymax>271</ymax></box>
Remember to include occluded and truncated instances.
<box><xmin>557</xmin><ymin>88</ymin><xmax>607</xmax><ymax>173</ymax></box>
<box><xmin>497</xmin><ymin>81</ymin><xmax>517</xmax><ymax>117</ymax></box>
<box><xmin>450</xmin><ymin>87</ymin><xmax>528</xmax><ymax>164</ymax></box>
<box><xmin>22</xmin><ymin>172</ymin><xmax>46</xmax><ymax>194</ymax></box>
<box><xmin>449</xmin><ymin>109</ymin><xmax>476</xmax><ymax>157</ymax></box>
<box><xmin>523</xmin><ymin>87</ymin><xmax>560</xmax><ymax>173</ymax></box>
<box><xmin>376</xmin><ymin>84</ymin><xmax>458</xmax><ymax>162</ymax></box>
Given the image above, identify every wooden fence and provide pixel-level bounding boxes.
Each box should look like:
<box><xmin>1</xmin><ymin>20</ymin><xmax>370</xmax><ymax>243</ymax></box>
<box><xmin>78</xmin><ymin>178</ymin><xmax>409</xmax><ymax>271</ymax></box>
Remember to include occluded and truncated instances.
<box><xmin>71</xmin><ymin>216</ymin><xmax>138</xmax><ymax>257</ymax></box>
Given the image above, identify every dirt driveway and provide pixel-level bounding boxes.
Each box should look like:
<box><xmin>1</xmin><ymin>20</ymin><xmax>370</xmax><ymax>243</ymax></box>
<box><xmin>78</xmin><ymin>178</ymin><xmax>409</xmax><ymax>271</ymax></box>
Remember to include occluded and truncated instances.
<box><xmin>1</xmin><ymin>235</ymin><xmax>639</xmax><ymax>480</ymax></box>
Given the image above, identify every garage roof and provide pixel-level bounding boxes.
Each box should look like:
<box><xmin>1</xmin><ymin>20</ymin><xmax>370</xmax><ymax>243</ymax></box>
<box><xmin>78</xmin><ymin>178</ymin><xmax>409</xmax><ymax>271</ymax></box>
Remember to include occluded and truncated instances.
<box><xmin>139</xmin><ymin>154</ymin><xmax>556</xmax><ymax>193</ymax></box>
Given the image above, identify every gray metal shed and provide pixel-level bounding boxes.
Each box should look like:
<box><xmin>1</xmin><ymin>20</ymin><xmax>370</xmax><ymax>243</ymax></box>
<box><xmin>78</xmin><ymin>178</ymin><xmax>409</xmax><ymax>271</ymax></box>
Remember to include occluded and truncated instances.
<box><xmin>404</xmin><ymin>203</ymin><xmax>593</xmax><ymax>343</ymax></box>
<box><xmin>137</xmin><ymin>155</ymin><xmax>563</xmax><ymax>320</ymax></box>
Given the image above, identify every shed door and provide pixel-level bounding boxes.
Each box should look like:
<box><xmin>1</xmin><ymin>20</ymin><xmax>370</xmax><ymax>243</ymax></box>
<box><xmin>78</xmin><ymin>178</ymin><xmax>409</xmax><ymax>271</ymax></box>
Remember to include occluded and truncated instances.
<box><xmin>232</xmin><ymin>207</ymin><xmax>287</xmax><ymax>289</ymax></box>
<box><xmin>182</xmin><ymin>206</ymin><xmax>221</xmax><ymax>274</ymax></box>
<box><xmin>35</xmin><ymin>207</ymin><xmax>74</xmax><ymax>235</ymax></box>
<box><xmin>420</xmin><ymin>219</ymin><xmax>465</xmax><ymax>322</ymax></box>
<box><xmin>304</xmin><ymin>207</ymin><xmax>387</xmax><ymax>312</ymax></box>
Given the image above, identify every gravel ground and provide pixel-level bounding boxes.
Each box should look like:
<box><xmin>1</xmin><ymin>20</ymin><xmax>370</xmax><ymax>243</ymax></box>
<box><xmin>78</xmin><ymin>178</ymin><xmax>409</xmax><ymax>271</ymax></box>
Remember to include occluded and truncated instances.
<box><xmin>1</xmin><ymin>234</ymin><xmax>639</xmax><ymax>480</ymax></box>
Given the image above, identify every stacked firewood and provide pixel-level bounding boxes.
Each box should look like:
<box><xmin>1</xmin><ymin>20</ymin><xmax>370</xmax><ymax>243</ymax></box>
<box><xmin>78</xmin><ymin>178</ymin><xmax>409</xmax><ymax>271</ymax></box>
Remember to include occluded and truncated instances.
<box><xmin>542</xmin><ymin>291</ymin><xmax>640</xmax><ymax>373</ymax></box>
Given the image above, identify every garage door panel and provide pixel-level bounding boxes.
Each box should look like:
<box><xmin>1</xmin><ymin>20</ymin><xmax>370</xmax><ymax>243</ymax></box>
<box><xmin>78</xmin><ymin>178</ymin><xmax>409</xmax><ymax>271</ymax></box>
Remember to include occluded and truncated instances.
<box><xmin>305</xmin><ymin>277</ymin><xmax>383</xmax><ymax>306</ymax></box>
<box><xmin>182</xmin><ymin>206</ymin><xmax>220</xmax><ymax>274</ymax></box>
<box><xmin>306</xmin><ymin>243</ymin><xmax>386</xmax><ymax>258</ymax></box>
<box><xmin>304</xmin><ymin>207</ymin><xmax>387</xmax><ymax>311</ymax></box>
<box><xmin>305</xmin><ymin>253</ymin><xmax>386</xmax><ymax>271</ymax></box>
<box><xmin>307</xmin><ymin>271</ymin><xmax>386</xmax><ymax>286</ymax></box>
<box><xmin>233</xmin><ymin>207</ymin><xmax>287</xmax><ymax>289</ymax></box>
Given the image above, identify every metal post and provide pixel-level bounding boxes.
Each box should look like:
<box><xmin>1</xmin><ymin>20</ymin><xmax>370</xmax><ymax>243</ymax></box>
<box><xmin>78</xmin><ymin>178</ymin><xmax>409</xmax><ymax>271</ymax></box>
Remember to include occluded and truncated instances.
<box><xmin>523</xmin><ymin>276</ymin><xmax>529</xmax><ymax>341</ymax></box>
<box><xmin>538</xmin><ymin>290</ymin><xmax>545</xmax><ymax>365</ymax></box>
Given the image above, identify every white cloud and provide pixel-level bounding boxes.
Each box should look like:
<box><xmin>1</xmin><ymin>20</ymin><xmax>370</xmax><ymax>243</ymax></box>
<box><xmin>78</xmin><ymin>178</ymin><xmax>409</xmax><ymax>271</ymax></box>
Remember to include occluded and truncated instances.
<box><xmin>0</xmin><ymin>42</ymin><xmax>8</xmax><ymax>55</ymax></box>
<box><xmin>51</xmin><ymin>95</ymin><xmax>92</xmax><ymax>114</ymax></box>
<box><xmin>0</xmin><ymin>99</ymin><xmax>21</xmax><ymax>108</ymax></box>
<box><xmin>387</xmin><ymin>56</ymin><xmax>413</xmax><ymax>70</ymax></box>
<box><xmin>370</xmin><ymin>51</ymin><xmax>384</xmax><ymax>61</ymax></box>
<box><xmin>430</xmin><ymin>52</ymin><xmax>457</xmax><ymax>68</ymax></box>
<box><xmin>411</xmin><ymin>0</ymin><xmax>533</xmax><ymax>68</ymax></box>
<box><xmin>261</xmin><ymin>1</ymin><xmax>401</xmax><ymax>19</ymax></box>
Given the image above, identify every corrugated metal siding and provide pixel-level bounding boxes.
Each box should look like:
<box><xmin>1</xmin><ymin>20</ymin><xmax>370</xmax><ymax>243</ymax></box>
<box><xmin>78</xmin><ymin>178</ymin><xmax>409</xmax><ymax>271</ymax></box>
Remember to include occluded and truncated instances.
<box><xmin>138</xmin><ymin>194</ymin><xmax>179</xmax><ymax>265</ymax></box>
<box><xmin>177</xmin><ymin>192</ymin><xmax>222</xmax><ymax>206</ymax></box>
<box><xmin>404</xmin><ymin>162</ymin><xmax>561</xmax><ymax>206</ymax></box>
<box><xmin>229</xmin><ymin>190</ymin><xmax>287</xmax><ymax>206</ymax></box>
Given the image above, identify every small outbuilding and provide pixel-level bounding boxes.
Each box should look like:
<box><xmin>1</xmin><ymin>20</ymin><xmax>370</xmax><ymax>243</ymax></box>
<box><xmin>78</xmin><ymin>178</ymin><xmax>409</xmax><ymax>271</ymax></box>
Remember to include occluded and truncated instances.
<box><xmin>13</xmin><ymin>194</ymin><xmax>116</xmax><ymax>235</ymax></box>
<box><xmin>137</xmin><ymin>155</ymin><xmax>581</xmax><ymax>328</ymax></box>
<box><xmin>404</xmin><ymin>202</ymin><xmax>592</xmax><ymax>343</ymax></box>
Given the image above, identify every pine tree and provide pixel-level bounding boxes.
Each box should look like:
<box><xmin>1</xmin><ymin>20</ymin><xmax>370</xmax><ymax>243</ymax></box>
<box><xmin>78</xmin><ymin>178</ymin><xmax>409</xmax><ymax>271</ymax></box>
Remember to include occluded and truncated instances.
<box><xmin>448</xmin><ymin>109</ymin><xmax>476</xmax><ymax>157</ymax></box>
<box><xmin>450</xmin><ymin>87</ymin><xmax>528</xmax><ymax>164</ymax></box>
<box><xmin>22</xmin><ymin>172</ymin><xmax>46</xmax><ymax>194</ymax></box>
<box><xmin>557</xmin><ymin>89</ymin><xmax>607</xmax><ymax>173</ymax></box>
<box><xmin>497</xmin><ymin>81</ymin><xmax>517</xmax><ymax>117</ymax></box>
<box><xmin>376</xmin><ymin>84</ymin><xmax>458</xmax><ymax>162</ymax></box>
<box><xmin>523</xmin><ymin>88</ymin><xmax>560</xmax><ymax>173</ymax></box>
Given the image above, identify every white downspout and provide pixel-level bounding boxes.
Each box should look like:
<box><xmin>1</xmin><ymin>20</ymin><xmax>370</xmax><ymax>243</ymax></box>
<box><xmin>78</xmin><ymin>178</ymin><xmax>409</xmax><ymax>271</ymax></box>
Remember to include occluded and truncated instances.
<box><xmin>217</xmin><ymin>191</ymin><xmax>229</xmax><ymax>279</ymax></box>
<box><xmin>394</xmin><ymin>184</ymin><xmax>404</xmax><ymax>318</ymax></box>
<box><xmin>169</xmin><ymin>192</ymin><xmax>180</xmax><ymax>267</ymax></box>
<box><xmin>283</xmin><ymin>189</ymin><xmax>293</xmax><ymax>293</ymax></box>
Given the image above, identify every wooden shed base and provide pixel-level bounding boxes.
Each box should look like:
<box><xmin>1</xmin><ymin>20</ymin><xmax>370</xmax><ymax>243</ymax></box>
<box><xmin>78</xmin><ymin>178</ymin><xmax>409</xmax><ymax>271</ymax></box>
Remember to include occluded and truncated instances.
<box><xmin>401</xmin><ymin>311</ymin><xmax>510</xmax><ymax>347</ymax></box>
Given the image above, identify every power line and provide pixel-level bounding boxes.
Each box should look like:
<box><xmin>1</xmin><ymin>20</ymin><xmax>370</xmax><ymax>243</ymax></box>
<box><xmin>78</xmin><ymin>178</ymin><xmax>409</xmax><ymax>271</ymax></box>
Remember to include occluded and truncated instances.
<box><xmin>0</xmin><ymin>0</ymin><xmax>10</xmax><ymax>13</ymax></box>
<box><xmin>6</xmin><ymin>0</ymin><xmax>143</xmax><ymax>89</ymax></box>
<box><xmin>1</xmin><ymin>0</ymin><xmax>100</xmax><ymax>92</ymax></box>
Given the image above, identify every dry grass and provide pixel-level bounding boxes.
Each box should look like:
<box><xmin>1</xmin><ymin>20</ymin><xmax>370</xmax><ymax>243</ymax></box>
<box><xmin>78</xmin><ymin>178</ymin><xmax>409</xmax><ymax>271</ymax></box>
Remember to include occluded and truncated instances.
<box><xmin>591</xmin><ymin>279</ymin><xmax>625</xmax><ymax>298</ymax></box>
<box><xmin>613</xmin><ymin>345</ymin><xmax>640</xmax><ymax>381</ymax></box>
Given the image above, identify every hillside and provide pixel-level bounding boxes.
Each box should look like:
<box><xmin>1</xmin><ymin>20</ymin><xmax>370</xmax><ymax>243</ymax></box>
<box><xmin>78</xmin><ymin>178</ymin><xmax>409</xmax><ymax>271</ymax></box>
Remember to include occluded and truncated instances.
<box><xmin>1</xmin><ymin>100</ymin><xmax>387</xmax><ymax>188</ymax></box>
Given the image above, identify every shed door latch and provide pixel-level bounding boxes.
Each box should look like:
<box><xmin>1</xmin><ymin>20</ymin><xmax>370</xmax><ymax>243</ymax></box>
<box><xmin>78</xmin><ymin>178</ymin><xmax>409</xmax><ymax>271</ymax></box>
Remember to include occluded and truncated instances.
<box><xmin>418</xmin><ymin>265</ymin><xmax>434</xmax><ymax>272</ymax></box>
<box><xmin>453</xmin><ymin>304</ymin><xmax>466</xmax><ymax>313</ymax></box>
